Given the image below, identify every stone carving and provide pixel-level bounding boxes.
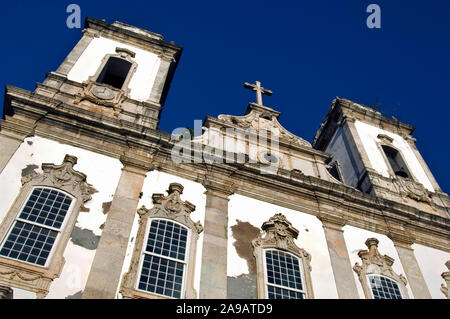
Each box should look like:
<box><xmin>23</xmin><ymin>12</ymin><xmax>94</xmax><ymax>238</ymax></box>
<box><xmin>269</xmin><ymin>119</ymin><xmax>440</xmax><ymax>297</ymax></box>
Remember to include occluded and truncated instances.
<box><xmin>353</xmin><ymin>238</ymin><xmax>409</xmax><ymax>299</ymax></box>
<box><xmin>74</xmin><ymin>81</ymin><xmax>126</xmax><ymax>114</ymax></box>
<box><xmin>218</xmin><ymin>104</ymin><xmax>311</xmax><ymax>148</ymax></box>
<box><xmin>120</xmin><ymin>183</ymin><xmax>203</xmax><ymax>299</ymax></box>
<box><xmin>440</xmin><ymin>260</ymin><xmax>450</xmax><ymax>299</ymax></box>
<box><xmin>0</xmin><ymin>154</ymin><xmax>96</xmax><ymax>298</ymax></box>
<box><xmin>0</xmin><ymin>285</ymin><xmax>13</xmax><ymax>299</ymax></box>
<box><xmin>91</xmin><ymin>85</ymin><xmax>116</xmax><ymax>100</ymax></box>
<box><xmin>252</xmin><ymin>213</ymin><xmax>314</xmax><ymax>298</ymax></box>
<box><xmin>22</xmin><ymin>155</ymin><xmax>97</xmax><ymax>203</ymax></box>
<box><xmin>393</xmin><ymin>176</ymin><xmax>433</xmax><ymax>204</ymax></box>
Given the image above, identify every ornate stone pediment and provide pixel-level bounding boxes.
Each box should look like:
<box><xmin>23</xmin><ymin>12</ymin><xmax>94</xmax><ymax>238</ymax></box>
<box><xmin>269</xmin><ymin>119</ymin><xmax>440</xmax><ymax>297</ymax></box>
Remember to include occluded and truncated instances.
<box><xmin>353</xmin><ymin>238</ymin><xmax>409</xmax><ymax>299</ymax></box>
<box><xmin>21</xmin><ymin>154</ymin><xmax>97</xmax><ymax>203</ymax></box>
<box><xmin>252</xmin><ymin>213</ymin><xmax>311</xmax><ymax>264</ymax></box>
<box><xmin>218</xmin><ymin>103</ymin><xmax>311</xmax><ymax>148</ymax></box>
<box><xmin>252</xmin><ymin>213</ymin><xmax>314</xmax><ymax>299</ymax></box>
<box><xmin>120</xmin><ymin>183</ymin><xmax>203</xmax><ymax>299</ymax></box>
<box><xmin>137</xmin><ymin>183</ymin><xmax>203</xmax><ymax>234</ymax></box>
<box><xmin>0</xmin><ymin>154</ymin><xmax>96</xmax><ymax>298</ymax></box>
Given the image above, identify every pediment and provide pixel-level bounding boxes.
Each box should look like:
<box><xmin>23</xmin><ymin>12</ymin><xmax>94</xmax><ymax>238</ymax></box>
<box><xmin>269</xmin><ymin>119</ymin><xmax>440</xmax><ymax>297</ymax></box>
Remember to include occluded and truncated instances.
<box><xmin>216</xmin><ymin>103</ymin><xmax>311</xmax><ymax>148</ymax></box>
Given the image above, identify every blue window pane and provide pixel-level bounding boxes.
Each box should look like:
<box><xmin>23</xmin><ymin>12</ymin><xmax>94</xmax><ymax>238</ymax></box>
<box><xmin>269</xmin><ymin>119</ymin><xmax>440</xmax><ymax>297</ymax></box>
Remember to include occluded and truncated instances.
<box><xmin>368</xmin><ymin>275</ymin><xmax>402</xmax><ymax>299</ymax></box>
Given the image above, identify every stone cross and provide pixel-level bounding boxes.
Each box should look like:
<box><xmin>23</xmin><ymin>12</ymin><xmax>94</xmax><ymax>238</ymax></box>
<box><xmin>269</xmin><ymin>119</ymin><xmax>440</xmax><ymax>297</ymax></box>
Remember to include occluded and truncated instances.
<box><xmin>244</xmin><ymin>81</ymin><xmax>272</xmax><ymax>106</ymax></box>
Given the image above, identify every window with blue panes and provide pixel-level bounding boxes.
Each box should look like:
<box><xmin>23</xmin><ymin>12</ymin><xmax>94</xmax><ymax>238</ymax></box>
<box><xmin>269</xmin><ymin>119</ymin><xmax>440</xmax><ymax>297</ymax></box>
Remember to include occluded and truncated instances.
<box><xmin>368</xmin><ymin>274</ymin><xmax>403</xmax><ymax>299</ymax></box>
<box><xmin>0</xmin><ymin>187</ymin><xmax>73</xmax><ymax>266</ymax></box>
<box><xmin>265</xmin><ymin>249</ymin><xmax>306</xmax><ymax>299</ymax></box>
<box><xmin>137</xmin><ymin>219</ymin><xmax>189</xmax><ymax>298</ymax></box>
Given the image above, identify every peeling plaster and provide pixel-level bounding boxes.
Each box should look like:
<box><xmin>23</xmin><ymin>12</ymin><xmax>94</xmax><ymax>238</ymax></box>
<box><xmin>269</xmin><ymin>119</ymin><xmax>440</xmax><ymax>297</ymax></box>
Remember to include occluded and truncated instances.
<box><xmin>21</xmin><ymin>164</ymin><xmax>38</xmax><ymax>177</ymax></box>
<box><xmin>65</xmin><ymin>290</ymin><xmax>83</xmax><ymax>299</ymax></box>
<box><xmin>70</xmin><ymin>226</ymin><xmax>100</xmax><ymax>250</ymax></box>
<box><xmin>102</xmin><ymin>201</ymin><xmax>112</xmax><ymax>214</ymax></box>
<box><xmin>230</xmin><ymin>220</ymin><xmax>260</xmax><ymax>274</ymax></box>
<box><xmin>227</xmin><ymin>274</ymin><xmax>257</xmax><ymax>299</ymax></box>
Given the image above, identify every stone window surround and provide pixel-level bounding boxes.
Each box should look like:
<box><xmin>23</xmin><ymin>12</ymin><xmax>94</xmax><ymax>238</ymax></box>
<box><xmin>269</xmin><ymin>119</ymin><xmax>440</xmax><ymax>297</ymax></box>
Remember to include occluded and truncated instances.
<box><xmin>262</xmin><ymin>248</ymin><xmax>308</xmax><ymax>298</ymax></box>
<box><xmin>0</xmin><ymin>154</ymin><xmax>96</xmax><ymax>299</ymax></box>
<box><xmin>120</xmin><ymin>182</ymin><xmax>203</xmax><ymax>299</ymax></box>
<box><xmin>366</xmin><ymin>273</ymin><xmax>404</xmax><ymax>299</ymax></box>
<box><xmin>375</xmin><ymin>135</ymin><xmax>418</xmax><ymax>184</ymax></box>
<box><xmin>135</xmin><ymin>217</ymin><xmax>191</xmax><ymax>299</ymax></box>
<box><xmin>252</xmin><ymin>213</ymin><xmax>314</xmax><ymax>299</ymax></box>
<box><xmin>88</xmin><ymin>47</ymin><xmax>139</xmax><ymax>95</ymax></box>
<box><xmin>0</xmin><ymin>186</ymin><xmax>76</xmax><ymax>268</ymax></box>
<box><xmin>353</xmin><ymin>238</ymin><xmax>410</xmax><ymax>299</ymax></box>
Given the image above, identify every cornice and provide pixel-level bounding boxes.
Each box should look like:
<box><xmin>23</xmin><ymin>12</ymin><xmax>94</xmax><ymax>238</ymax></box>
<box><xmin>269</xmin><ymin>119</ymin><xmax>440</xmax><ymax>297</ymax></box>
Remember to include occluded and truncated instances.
<box><xmin>2</xmin><ymin>88</ymin><xmax>449</xmax><ymax>252</ymax></box>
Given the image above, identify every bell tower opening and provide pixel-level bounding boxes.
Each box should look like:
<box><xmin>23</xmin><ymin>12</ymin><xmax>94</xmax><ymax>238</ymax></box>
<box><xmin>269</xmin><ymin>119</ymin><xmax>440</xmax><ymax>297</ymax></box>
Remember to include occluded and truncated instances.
<box><xmin>381</xmin><ymin>145</ymin><xmax>411</xmax><ymax>178</ymax></box>
<box><xmin>96</xmin><ymin>57</ymin><xmax>132</xmax><ymax>89</ymax></box>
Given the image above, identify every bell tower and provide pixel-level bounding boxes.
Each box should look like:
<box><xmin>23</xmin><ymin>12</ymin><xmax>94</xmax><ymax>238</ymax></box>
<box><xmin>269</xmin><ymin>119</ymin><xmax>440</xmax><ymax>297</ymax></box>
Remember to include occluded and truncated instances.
<box><xmin>313</xmin><ymin>97</ymin><xmax>450</xmax><ymax>218</ymax></box>
<box><xmin>33</xmin><ymin>17</ymin><xmax>182</xmax><ymax>129</ymax></box>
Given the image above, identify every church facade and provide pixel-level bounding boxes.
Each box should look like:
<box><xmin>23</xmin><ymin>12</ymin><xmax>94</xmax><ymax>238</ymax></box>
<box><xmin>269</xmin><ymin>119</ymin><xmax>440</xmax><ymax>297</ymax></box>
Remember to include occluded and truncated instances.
<box><xmin>0</xmin><ymin>17</ymin><xmax>448</xmax><ymax>299</ymax></box>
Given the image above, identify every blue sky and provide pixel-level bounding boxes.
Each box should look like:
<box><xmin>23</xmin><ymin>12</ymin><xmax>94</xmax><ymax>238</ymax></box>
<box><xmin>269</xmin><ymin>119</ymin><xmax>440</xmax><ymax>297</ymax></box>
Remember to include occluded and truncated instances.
<box><xmin>1</xmin><ymin>0</ymin><xmax>449</xmax><ymax>192</ymax></box>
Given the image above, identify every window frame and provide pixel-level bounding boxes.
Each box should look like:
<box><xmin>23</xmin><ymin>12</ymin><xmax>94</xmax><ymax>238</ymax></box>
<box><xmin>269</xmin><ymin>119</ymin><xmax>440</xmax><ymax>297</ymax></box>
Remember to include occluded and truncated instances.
<box><xmin>119</xmin><ymin>183</ymin><xmax>203</xmax><ymax>300</ymax></box>
<box><xmin>0</xmin><ymin>154</ymin><xmax>96</xmax><ymax>298</ymax></box>
<box><xmin>262</xmin><ymin>248</ymin><xmax>308</xmax><ymax>299</ymax></box>
<box><xmin>366</xmin><ymin>274</ymin><xmax>403</xmax><ymax>300</ymax></box>
<box><xmin>135</xmin><ymin>217</ymin><xmax>191</xmax><ymax>299</ymax></box>
<box><xmin>252</xmin><ymin>213</ymin><xmax>314</xmax><ymax>299</ymax></box>
<box><xmin>0</xmin><ymin>186</ymin><xmax>75</xmax><ymax>268</ymax></box>
<box><xmin>88</xmin><ymin>48</ymin><xmax>138</xmax><ymax>94</ymax></box>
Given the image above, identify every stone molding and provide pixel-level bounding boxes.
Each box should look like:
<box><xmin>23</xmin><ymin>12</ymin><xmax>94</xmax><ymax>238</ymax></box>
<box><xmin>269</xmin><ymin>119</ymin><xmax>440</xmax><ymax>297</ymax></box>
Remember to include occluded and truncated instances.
<box><xmin>0</xmin><ymin>155</ymin><xmax>96</xmax><ymax>298</ymax></box>
<box><xmin>2</xmin><ymin>86</ymin><xmax>450</xmax><ymax>253</ymax></box>
<box><xmin>252</xmin><ymin>213</ymin><xmax>314</xmax><ymax>299</ymax></box>
<box><xmin>353</xmin><ymin>238</ymin><xmax>410</xmax><ymax>299</ymax></box>
<box><xmin>0</xmin><ymin>285</ymin><xmax>13</xmax><ymax>299</ymax></box>
<box><xmin>441</xmin><ymin>260</ymin><xmax>450</xmax><ymax>299</ymax></box>
<box><xmin>120</xmin><ymin>183</ymin><xmax>202</xmax><ymax>299</ymax></box>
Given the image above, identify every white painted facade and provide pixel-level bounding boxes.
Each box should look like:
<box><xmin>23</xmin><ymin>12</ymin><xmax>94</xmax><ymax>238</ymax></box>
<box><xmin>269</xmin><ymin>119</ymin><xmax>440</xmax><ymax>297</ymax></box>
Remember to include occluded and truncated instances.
<box><xmin>67</xmin><ymin>36</ymin><xmax>161</xmax><ymax>102</ymax></box>
<box><xmin>354</xmin><ymin>120</ymin><xmax>434</xmax><ymax>192</ymax></box>
<box><xmin>0</xmin><ymin>136</ymin><xmax>447</xmax><ymax>298</ymax></box>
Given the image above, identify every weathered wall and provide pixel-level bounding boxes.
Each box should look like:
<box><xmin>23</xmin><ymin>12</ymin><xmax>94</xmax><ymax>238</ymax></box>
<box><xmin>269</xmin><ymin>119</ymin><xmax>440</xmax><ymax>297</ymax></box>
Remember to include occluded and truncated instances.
<box><xmin>0</xmin><ymin>136</ymin><xmax>123</xmax><ymax>298</ymax></box>
<box><xmin>67</xmin><ymin>36</ymin><xmax>161</xmax><ymax>102</ymax></box>
<box><xmin>354</xmin><ymin>120</ymin><xmax>434</xmax><ymax>192</ymax></box>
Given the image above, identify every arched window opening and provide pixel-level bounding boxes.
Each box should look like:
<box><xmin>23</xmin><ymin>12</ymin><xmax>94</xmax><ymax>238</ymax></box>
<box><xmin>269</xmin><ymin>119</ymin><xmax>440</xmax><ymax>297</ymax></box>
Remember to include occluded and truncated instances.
<box><xmin>96</xmin><ymin>57</ymin><xmax>132</xmax><ymax>89</ymax></box>
<box><xmin>137</xmin><ymin>218</ymin><xmax>189</xmax><ymax>299</ymax></box>
<box><xmin>367</xmin><ymin>274</ymin><xmax>403</xmax><ymax>299</ymax></box>
<box><xmin>381</xmin><ymin>145</ymin><xmax>411</xmax><ymax>178</ymax></box>
<box><xmin>0</xmin><ymin>187</ymin><xmax>73</xmax><ymax>267</ymax></box>
<box><xmin>265</xmin><ymin>249</ymin><xmax>306</xmax><ymax>299</ymax></box>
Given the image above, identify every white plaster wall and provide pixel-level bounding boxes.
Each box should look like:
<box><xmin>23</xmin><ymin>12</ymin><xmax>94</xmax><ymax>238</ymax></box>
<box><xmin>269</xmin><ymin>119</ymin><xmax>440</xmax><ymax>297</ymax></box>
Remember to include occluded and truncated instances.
<box><xmin>227</xmin><ymin>195</ymin><xmax>339</xmax><ymax>299</ymax></box>
<box><xmin>343</xmin><ymin>225</ymin><xmax>414</xmax><ymax>299</ymax></box>
<box><xmin>354</xmin><ymin>120</ymin><xmax>434</xmax><ymax>192</ymax></box>
<box><xmin>119</xmin><ymin>171</ymin><xmax>206</xmax><ymax>298</ymax></box>
<box><xmin>0</xmin><ymin>136</ymin><xmax>123</xmax><ymax>299</ymax></box>
<box><xmin>413</xmin><ymin>244</ymin><xmax>449</xmax><ymax>299</ymax></box>
<box><xmin>67</xmin><ymin>36</ymin><xmax>161</xmax><ymax>101</ymax></box>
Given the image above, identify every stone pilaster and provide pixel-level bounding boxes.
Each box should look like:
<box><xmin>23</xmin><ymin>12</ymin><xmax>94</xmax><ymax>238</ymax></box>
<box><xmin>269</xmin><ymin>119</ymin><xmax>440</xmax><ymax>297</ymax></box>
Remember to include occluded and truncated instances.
<box><xmin>318</xmin><ymin>216</ymin><xmax>360</xmax><ymax>299</ymax></box>
<box><xmin>391</xmin><ymin>238</ymin><xmax>432</xmax><ymax>299</ymax></box>
<box><xmin>199</xmin><ymin>186</ymin><xmax>233</xmax><ymax>299</ymax></box>
<box><xmin>0</xmin><ymin>285</ymin><xmax>13</xmax><ymax>299</ymax></box>
<box><xmin>55</xmin><ymin>29</ymin><xmax>96</xmax><ymax>76</ymax></box>
<box><xmin>82</xmin><ymin>155</ymin><xmax>152</xmax><ymax>299</ymax></box>
<box><xmin>147</xmin><ymin>57</ymin><xmax>172</xmax><ymax>106</ymax></box>
<box><xmin>441</xmin><ymin>261</ymin><xmax>450</xmax><ymax>299</ymax></box>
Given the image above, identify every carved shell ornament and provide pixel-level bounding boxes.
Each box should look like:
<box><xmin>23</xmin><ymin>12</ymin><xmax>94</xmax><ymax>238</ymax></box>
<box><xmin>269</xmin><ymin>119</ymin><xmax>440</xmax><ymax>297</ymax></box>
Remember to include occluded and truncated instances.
<box><xmin>21</xmin><ymin>154</ymin><xmax>97</xmax><ymax>203</ymax></box>
<box><xmin>138</xmin><ymin>183</ymin><xmax>203</xmax><ymax>234</ymax></box>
